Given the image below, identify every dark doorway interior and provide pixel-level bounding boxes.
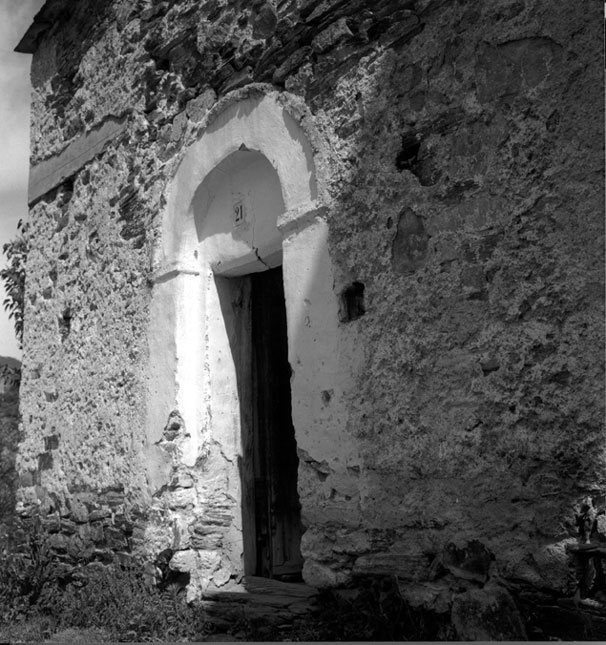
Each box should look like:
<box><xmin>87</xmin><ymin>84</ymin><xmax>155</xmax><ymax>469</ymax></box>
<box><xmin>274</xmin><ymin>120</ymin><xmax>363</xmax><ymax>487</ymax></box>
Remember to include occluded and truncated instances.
<box><xmin>216</xmin><ymin>267</ymin><xmax>303</xmax><ymax>580</ymax></box>
<box><xmin>250</xmin><ymin>267</ymin><xmax>303</xmax><ymax>580</ymax></box>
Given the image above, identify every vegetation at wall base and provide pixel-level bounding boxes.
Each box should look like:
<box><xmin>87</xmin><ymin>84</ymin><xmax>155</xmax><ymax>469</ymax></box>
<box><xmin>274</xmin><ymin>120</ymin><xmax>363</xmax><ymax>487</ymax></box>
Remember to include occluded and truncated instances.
<box><xmin>0</xmin><ymin>535</ymin><xmax>453</xmax><ymax>643</ymax></box>
<box><xmin>0</xmin><ymin>530</ymin><xmax>211</xmax><ymax>643</ymax></box>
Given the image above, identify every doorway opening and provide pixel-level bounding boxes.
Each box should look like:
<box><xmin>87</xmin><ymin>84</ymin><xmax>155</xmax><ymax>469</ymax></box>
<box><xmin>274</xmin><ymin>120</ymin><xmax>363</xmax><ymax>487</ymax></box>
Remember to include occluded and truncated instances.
<box><xmin>218</xmin><ymin>266</ymin><xmax>303</xmax><ymax>580</ymax></box>
<box><xmin>250</xmin><ymin>267</ymin><xmax>303</xmax><ymax>580</ymax></box>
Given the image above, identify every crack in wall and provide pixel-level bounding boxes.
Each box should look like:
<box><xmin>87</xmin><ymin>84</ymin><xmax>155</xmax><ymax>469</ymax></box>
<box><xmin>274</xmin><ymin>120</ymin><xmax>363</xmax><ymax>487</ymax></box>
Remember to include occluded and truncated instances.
<box><xmin>253</xmin><ymin>246</ymin><xmax>271</xmax><ymax>270</ymax></box>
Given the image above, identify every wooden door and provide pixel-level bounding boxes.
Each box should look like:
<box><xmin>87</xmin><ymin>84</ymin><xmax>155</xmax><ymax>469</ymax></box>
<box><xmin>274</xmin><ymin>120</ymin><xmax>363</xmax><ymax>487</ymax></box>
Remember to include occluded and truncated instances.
<box><xmin>251</xmin><ymin>267</ymin><xmax>303</xmax><ymax>579</ymax></box>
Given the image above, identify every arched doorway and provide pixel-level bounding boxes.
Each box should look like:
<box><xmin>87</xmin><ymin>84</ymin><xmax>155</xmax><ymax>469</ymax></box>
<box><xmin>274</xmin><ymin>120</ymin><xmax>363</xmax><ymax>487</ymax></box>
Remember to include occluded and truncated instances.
<box><xmin>146</xmin><ymin>89</ymin><xmax>349</xmax><ymax>593</ymax></box>
<box><xmin>194</xmin><ymin>148</ymin><xmax>303</xmax><ymax>578</ymax></box>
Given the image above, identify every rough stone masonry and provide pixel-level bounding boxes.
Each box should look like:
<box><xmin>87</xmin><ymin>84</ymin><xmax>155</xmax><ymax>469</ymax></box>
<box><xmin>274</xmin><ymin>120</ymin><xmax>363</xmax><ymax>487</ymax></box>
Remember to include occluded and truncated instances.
<box><xmin>12</xmin><ymin>0</ymin><xmax>605</xmax><ymax>639</ymax></box>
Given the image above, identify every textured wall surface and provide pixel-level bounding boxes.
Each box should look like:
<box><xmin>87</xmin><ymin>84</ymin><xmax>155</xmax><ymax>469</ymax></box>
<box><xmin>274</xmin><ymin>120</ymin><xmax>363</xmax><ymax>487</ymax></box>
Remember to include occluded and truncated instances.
<box><xmin>16</xmin><ymin>0</ymin><xmax>604</xmax><ymax>638</ymax></box>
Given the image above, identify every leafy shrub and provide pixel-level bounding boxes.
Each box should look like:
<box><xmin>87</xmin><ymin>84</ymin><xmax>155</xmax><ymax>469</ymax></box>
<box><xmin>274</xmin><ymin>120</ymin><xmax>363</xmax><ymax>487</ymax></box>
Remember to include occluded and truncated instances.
<box><xmin>0</xmin><ymin>529</ymin><xmax>57</xmax><ymax>642</ymax></box>
<box><xmin>54</xmin><ymin>564</ymin><xmax>209</xmax><ymax>642</ymax></box>
<box><xmin>0</xmin><ymin>363</ymin><xmax>20</xmax><ymax>391</ymax></box>
<box><xmin>0</xmin><ymin>523</ymin><xmax>55</xmax><ymax>609</ymax></box>
<box><xmin>0</xmin><ymin>527</ymin><xmax>210</xmax><ymax>642</ymax></box>
<box><xmin>0</xmin><ymin>220</ymin><xmax>28</xmax><ymax>348</ymax></box>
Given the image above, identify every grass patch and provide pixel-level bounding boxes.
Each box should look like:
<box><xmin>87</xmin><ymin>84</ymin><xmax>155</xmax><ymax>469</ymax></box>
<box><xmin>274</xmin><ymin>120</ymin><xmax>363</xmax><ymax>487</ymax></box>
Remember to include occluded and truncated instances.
<box><xmin>0</xmin><ymin>532</ymin><xmax>211</xmax><ymax>642</ymax></box>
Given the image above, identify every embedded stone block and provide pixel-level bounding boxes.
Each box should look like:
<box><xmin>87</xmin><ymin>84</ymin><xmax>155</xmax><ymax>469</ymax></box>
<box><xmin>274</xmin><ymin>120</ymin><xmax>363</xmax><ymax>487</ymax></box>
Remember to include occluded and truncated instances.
<box><xmin>451</xmin><ymin>583</ymin><xmax>527</xmax><ymax>641</ymax></box>
<box><xmin>392</xmin><ymin>208</ymin><xmax>429</xmax><ymax>275</ymax></box>
<box><xmin>442</xmin><ymin>540</ymin><xmax>493</xmax><ymax>584</ymax></box>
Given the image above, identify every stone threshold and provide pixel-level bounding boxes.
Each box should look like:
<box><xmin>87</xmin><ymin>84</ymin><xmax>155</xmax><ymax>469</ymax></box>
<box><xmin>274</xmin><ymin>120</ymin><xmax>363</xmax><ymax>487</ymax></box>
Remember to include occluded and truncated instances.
<box><xmin>199</xmin><ymin>576</ymin><xmax>318</xmax><ymax>627</ymax></box>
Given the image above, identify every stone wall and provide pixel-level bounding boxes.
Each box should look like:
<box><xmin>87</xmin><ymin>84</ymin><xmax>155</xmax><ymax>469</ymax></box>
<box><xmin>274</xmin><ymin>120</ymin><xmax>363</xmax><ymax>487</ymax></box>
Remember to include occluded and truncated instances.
<box><xmin>16</xmin><ymin>0</ymin><xmax>604</xmax><ymax>637</ymax></box>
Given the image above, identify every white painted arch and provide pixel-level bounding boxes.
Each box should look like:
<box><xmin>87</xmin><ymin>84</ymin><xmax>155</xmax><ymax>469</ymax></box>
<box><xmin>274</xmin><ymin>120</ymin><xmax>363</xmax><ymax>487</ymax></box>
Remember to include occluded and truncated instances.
<box><xmin>155</xmin><ymin>89</ymin><xmax>320</xmax><ymax>276</ymax></box>
<box><xmin>145</xmin><ymin>88</ymin><xmax>357</xmax><ymax>590</ymax></box>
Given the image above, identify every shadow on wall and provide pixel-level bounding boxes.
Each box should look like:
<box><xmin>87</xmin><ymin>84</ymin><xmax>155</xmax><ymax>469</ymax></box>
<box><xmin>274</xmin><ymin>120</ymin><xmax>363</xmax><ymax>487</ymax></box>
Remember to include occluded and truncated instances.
<box><xmin>143</xmin><ymin>0</ymin><xmax>601</xmax><ymax>637</ymax></box>
<box><xmin>214</xmin><ymin>274</ymin><xmax>256</xmax><ymax>574</ymax></box>
<box><xmin>188</xmin><ymin>3</ymin><xmax>601</xmax><ymax>640</ymax></box>
<box><xmin>300</xmin><ymin>2</ymin><xmax>604</xmax><ymax>640</ymax></box>
<box><xmin>281</xmin><ymin>109</ymin><xmax>318</xmax><ymax>203</ymax></box>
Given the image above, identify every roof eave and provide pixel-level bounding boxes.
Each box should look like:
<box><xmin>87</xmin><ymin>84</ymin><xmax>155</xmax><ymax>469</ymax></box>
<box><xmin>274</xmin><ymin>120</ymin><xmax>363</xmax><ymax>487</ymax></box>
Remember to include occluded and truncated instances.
<box><xmin>15</xmin><ymin>19</ymin><xmax>54</xmax><ymax>54</ymax></box>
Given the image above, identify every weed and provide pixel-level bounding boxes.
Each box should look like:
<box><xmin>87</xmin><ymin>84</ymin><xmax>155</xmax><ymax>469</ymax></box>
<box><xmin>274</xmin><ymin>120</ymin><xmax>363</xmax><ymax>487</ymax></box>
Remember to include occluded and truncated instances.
<box><xmin>53</xmin><ymin>563</ymin><xmax>209</xmax><ymax>641</ymax></box>
<box><xmin>0</xmin><ymin>530</ymin><xmax>211</xmax><ymax>642</ymax></box>
<box><xmin>0</xmin><ymin>220</ymin><xmax>28</xmax><ymax>348</ymax></box>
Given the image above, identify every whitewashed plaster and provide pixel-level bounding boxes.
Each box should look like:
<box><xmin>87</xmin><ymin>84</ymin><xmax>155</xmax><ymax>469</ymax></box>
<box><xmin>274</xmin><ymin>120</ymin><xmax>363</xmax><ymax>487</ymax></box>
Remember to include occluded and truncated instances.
<box><xmin>145</xmin><ymin>90</ymin><xmax>358</xmax><ymax>585</ymax></box>
<box><xmin>155</xmin><ymin>90</ymin><xmax>319</xmax><ymax>274</ymax></box>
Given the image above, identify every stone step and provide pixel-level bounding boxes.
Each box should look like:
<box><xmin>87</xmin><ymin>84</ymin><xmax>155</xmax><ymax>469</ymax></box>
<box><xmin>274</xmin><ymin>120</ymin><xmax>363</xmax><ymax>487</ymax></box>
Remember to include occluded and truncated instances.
<box><xmin>240</xmin><ymin>575</ymin><xmax>317</xmax><ymax>598</ymax></box>
<box><xmin>200</xmin><ymin>575</ymin><xmax>318</xmax><ymax>626</ymax></box>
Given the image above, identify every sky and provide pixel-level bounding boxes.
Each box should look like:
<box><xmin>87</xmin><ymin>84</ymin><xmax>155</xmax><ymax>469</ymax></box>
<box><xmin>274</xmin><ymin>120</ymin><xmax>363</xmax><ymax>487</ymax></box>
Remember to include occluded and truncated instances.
<box><xmin>0</xmin><ymin>0</ymin><xmax>45</xmax><ymax>358</ymax></box>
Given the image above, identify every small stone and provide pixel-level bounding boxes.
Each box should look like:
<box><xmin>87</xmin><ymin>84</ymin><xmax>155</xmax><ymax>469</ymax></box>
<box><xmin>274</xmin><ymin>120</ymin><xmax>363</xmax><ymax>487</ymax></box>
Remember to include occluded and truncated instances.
<box><xmin>41</xmin><ymin>514</ymin><xmax>61</xmax><ymax>533</ymax></box>
<box><xmin>49</xmin><ymin>533</ymin><xmax>69</xmax><ymax>553</ymax></box>
<box><xmin>480</xmin><ymin>356</ymin><xmax>500</xmax><ymax>375</ymax></box>
<box><xmin>331</xmin><ymin>530</ymin><xmax>370</xmax><ymax>555</ymax></box>
<box><xmin>69</xmin><ymin>500</ymin><xmax>89</xmax><ymax>523</ymax></box>
<box><xmin>92</xmin><ymin>548</ymin><xmax>114</xmax><ymax>564</ymax></box>
<box><xmin>451</xmin><ymin>583</ymin><xmax>527</xmax><ymax>640</ymax></box>
<box><xmin>44</xmin><ymin>434</ymin><xmax>59</xmax><ymax>450</ymax></box>
<box><xmin>167</xmin><ymin>487</ymin><xmax>196</xmax><ymax>510</ymax></box>
<box><xmin>186</xmin><ymin>88</ymin><xmax>216</xmax><ymax>123</ymax></box>
<box><xmin>191</xmin><ymin>533</ymin><xmax>223</xmax><ymax>549</ymax></box>
<box><xmin>114</xmin><ymin>513</ymin><xmax>134</xmax><ymax>534</ymax></box>
<box><xmin>171</xmin><ymin>470</ymin><xmax>194</xmax><ymax>489</ymax></box>
<box><xmin>38</xmin><ymin>451</ymin><xmax>53</xmax><ymax>471</ymax></box>
<box><xmin>99</xmin><ymin>490</ymin><xmax>124</xmax><ymax>508</ymax></box>
<box><xmin>392</xmin><ymin>208</ymin><xmax>429</xmax><ymax>275</ymax></box>
<box><xmin>89</xmin><ymin>508</ymin><xmax>110</xmax><ymax>521</ymax></box>
<box><xmin>302</xmin><ymin>559</ymin><xmax>338</xmax><ymax>588</ymax></box>
<box><xmin>212</xmin><ymin>562</ymin><xmax>232</xmax><ymax>587</ymax></box>
<box><xmin>19</xmin><ymin>471</ymin><xmax>35</xmax><ymax>487</ymax></box>
<box><xmin>67</xmin><ymin>534</ymin><xmax>87</xmax><ymax>559</ymax></box>
<box><xmin>272</xmin><ymin>47</ymin><xmax>312</xmax><ymax>84</ymax></box>
<box><xmin>435</xmin><ymin>239</ymin><xmax>459</xmax><ymax>265</ymax></box>
<box><xmin>18</xmin><ymin>486</ymin><xmax>38</xmax><ymax>507</ymax></box>
<box><xmin>460</xmin><ymin>265</ymin><xmax>486</xmax><ymax>298</ymax></box>
<box><xmin>220</xmin><ymin>66</ymin><xmax>254</xmax><ymax>94</ymax></box>
<box><xmin>104</xmin><ymin>526</ymin><xmax>128</xmax><ymax>550</ymax></box>
<box><xmin>311</xmin><ymin>18</ymin><xmax>353</xmax><ymax>53</ymax></box>
<box><xmin>284</xmin><ymin>61</ymin><xmax>314</xmax><ymax>95</ymax></box>
<box><xmin>172</xmin><ymin>516</ymin><xmax>192</xmax><ymax>549</ymax></box>
<box><xmin>60</xmin><ymin>518</ymin><xmax>78</xmax><ymax>535</ymax></box>
<box><xmin>253</xmin><ymin>3</ymin><xmax>278</xmax><ymax>39</ymax></box>
<box><xmin>170</xmin><ymin>111</ymin><xmax>187</xmax><ymax>142</ymax></box>
<box><xmin>49</xmin><ymin>561</ymin><xmax>75</xmax><ymax>581</ymax></box>
<box><xmin>353</xmin><ymin>552</ymin><xmax>429</xmax><ymax>581</ymax></box>
<box><xmin>168</xmin><ymin>549</ymin><xmax>197</xmax><ymax>572</ymax></box>
<box><xmin>442</xmin><ymin>540</ymin><xmax>493</xmax><ymax>583</ymax></box>
<box><xmin>90</xmin><ymin>522</ymin><xmax>105</xmax><ymax>544</ymax></box>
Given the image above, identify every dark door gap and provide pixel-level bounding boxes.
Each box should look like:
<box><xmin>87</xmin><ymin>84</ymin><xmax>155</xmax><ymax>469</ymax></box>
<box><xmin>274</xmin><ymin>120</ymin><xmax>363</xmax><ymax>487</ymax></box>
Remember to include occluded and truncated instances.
<box><xmin>250</xmin><ymin>267</ymin><xmax>303</xmax><ymax>581</ymax></box>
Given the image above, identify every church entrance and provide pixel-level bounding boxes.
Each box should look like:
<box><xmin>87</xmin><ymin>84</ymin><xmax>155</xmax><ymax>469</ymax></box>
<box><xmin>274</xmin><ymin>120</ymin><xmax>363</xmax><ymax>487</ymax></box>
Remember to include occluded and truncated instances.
<box><xmin>248</xmin><ymin>267</ymin><xmax>303</xmax><ymax>579</ymax></box>
<box><xmin>148</xmin><ymin>92</ymin><xmax>341</xmax><ymax>594</ymax></box>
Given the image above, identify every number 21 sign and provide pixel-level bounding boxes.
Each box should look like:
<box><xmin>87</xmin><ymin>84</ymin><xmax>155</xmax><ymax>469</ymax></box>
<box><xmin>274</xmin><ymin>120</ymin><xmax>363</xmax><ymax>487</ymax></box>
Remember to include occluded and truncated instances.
<box><xmin>233</xmin><ymin>200</ymin><xmax>245</xmax><ymax>227</ymax></box>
